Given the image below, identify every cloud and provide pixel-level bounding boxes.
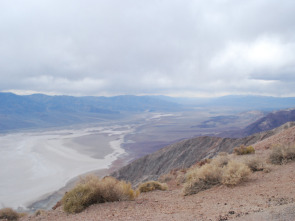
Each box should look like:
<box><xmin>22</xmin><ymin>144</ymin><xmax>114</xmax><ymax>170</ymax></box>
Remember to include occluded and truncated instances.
<box><xmin>1</xmin><ymin>0</ymin><xmax>295</xmax><ymax>97</ymax></box>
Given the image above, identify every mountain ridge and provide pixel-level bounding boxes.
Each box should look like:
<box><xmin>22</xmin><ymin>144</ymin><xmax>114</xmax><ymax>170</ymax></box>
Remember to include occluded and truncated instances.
<box><xmin>112</xmin><ymin>121</ymin><xmax>295</xmax><ymax>185</ymax></box>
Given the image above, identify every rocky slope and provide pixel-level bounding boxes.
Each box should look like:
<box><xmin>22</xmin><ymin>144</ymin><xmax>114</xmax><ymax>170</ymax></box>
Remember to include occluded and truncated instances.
<box><xmin>219</xmin><ymin>108</ymin><xmax>295</xmax><ymax>138</ymax></box>
<box><xmin>112</xmin><ymin>122</ymin><xmax>295</xmax><ymax>185</ymax></box>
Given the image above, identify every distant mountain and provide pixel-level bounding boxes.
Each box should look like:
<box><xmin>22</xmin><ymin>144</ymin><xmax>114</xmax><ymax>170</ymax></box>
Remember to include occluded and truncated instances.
<box><xmin>0</xmin><ymin>93</ymin><xmax>181</xmax><ymax>132</ymax></box>
<box><xmin>111</xmin><ymin>122</ymin><xmax>295</xmax><ymax>185</ymax></box>
<box><xmin>164</xmin><ymin>95</ymin><xmax>295</xmax><ymax>111</ymax></box>
<box><xmin>1</xmin><ymin>93</ymin><xmax>295</xmax><ymax>132</ymax></box>
<box><xmin>218</xmin><ymin>108</ymin><xmax>295</xmax><ymax>138</ymax></box>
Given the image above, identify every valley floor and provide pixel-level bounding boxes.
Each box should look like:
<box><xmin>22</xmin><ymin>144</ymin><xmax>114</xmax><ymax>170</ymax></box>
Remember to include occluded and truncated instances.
<box><xmin>20</xmin><ymin>153</ymin><xmax>295</xmax><ymax>221</ymax></box>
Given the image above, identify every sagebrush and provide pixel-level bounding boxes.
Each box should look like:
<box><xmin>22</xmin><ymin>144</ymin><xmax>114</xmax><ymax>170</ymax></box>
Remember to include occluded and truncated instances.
<box><xmin>183</xmin><ymin>157</ymin><xmax>251</xmax><ymax>195</ymax></box>
<box><xmin>269</xmin><ymin>145</ymin><xmax>295</xmax><ymax>164</ymax></box>
<box><xmin>221</xmin><ymin>160</ymin><xmax>251</xmax><ymax>185</ymax></box>
<box><xmin>234</xmin><ymin>145</ymin><xmax>255</xmax><ymax>155</ymax></box>
<box><xmin>244</xmin><ymin>156</ymin><xmax>265</xmax><ymax>172</ymax></box>
<box><xmin>183</xmin><ymin>163</ymin><xmax>223</xmax><ymax>195</ymax></box>
<box><xmin>137</xmin><ymin>181</ymin><xmax>168</xmax><ymax>193</ymax></box>
<box><xmin>0</xmin><ymin>208</ymin><xmax>19</xmax><ymax>221</ymax></box>
<box><xmin>62</xmin><ymin>175</ymin><xmax>137</xmax><ymax>214</ymax></box>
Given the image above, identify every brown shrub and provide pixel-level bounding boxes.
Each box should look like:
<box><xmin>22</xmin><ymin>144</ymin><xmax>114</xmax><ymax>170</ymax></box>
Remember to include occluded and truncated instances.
<box><xmin>196</xmin><ymin>158</ymin><xmax>212</xmax><ymax>167</ymax></box>
<box><xmin>137</xmin><ymin>181</ymin><xmax>168</xmax><ymax>193</ymax></box>
<box><xmin>0</xmin><ymin>208</ymin><xmax>19</xmax><ymax>220</ymax></box>
<box><xmin>269</xmin><ymin>145</ymin><xmax>295</xmax><ymax>165</ymax></box>
<box><xmin>62</xmin><ymin>175</ymin><xmax>137</xmax><ymax>214</ymax></box>
<box><xmin>158</xmin><ymin>173</ymin><xmax>174</xmax><ymax>183</ymax></box>
<box><xmin>211</xmin><ymin>153</ymin><xmax>229</xmax><ymax>167</ymax></box>
<box><xmin>284</xmin><ymin>145</ymin><xmax>295</xmax><ymax>160</ymax></box>
<box><xmin>234</xmin><ymin>145</ymin><xmax>255</xmax><ymax>155</ymax></box>
<box><xmin>34</xmin><ymin>210</ymin><xmax>46</xmax><ymax>217</ymax></box>
<box><xmin>244</xmin><ymin>156</ymin><xmax>265</xmax><ymax>172</ymax></box>
<box><xmin>183</xmin><ymin>154</ymin><xmax>253</xmax><ymax>195</ymax></box>
<box><xmin>221</xmin><ymin>160</ymin><xmax>251</xmax><ymax>186</ymax></box>
<box><xmin>183</xmin><ymin>163</ymin><xmax>223</xmax><ymax>196</ymax></box>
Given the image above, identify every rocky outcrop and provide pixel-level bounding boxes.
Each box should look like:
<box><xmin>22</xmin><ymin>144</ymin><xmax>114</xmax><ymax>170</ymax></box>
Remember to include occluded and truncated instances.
<box><xmin>112</xmin><ymin>122</ymin><xmax>295</xmax><ymax>185</ymax></box>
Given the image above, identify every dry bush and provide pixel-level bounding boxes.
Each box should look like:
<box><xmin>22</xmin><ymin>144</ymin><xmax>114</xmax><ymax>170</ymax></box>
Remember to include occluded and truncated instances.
<box><xmin>158</xmin><ymin>173</ymin><xmax>174</xmax><ymax>183</ymax></box>
<box><xmin>211</xmin><ymin>153</ymin><xmax>229</xmax><ymax>167</ymax></box>
<box><xmin>269</xmin><ymin>146</ymin><xmax>284</xmax><ymax>164</ymax></box>
<box><xmin>244</xmin><ymin>156</ymin><xmax>265</xmax><ymax>172</ymax></box>
<box><xmin>234</xmin><ymin>145</ymin><xmax>255</xmax><ymax>155</ymax></box>
<box><xmin>196</xmin><ymin>158</ymin><xmax>212</xmax><ymax>167</ymax></box>
<box><xmin>183</xmin><ymin>163</ymin><xmax>223</xmax><ymax>196</ymax></box>
<box><xmin>221</xmin><ymin>160</ymin><xmax>251</xmax><ymax>186</ymax></box>
<box><xmin>34</xmin><ymin>209</ymin><xmax>47</xmax><ymax>217</ymax></box>
<box><xmin>62</xmin><ymin>175</ymin><xmax>137</xmax><ymax>214</ymax></box>
<box><xmin>0</xmin><ymin>208</ymin><xmax>19</xmax><ymax>220</ymax></box>
<box><xmin>137</xmin><ymin>181</ymin><xmax>168</xmax><ymax>193</ymax></box>
<box><xmin>269</xmin><ymin>145</ymin><xmax>295</xmax><ymax>165</ymax></box>
<box><xmin>183</xmin><ymin>155</ymin><xmax>253</xmax><ymax>196</ymax></box>
<box><xmin>159</xmin><ymin>168</ymin><xmax>187</xmax><ymax>186</ymax></box>
<box><xmin>176</xmin><ymin>172</ymin><xmax>186</xmax><ymax>185</ymax></box>
<box><xmin>285</xmin><ymin>145</ymin><xmax>295</xmax><ymax>160</ymax></box>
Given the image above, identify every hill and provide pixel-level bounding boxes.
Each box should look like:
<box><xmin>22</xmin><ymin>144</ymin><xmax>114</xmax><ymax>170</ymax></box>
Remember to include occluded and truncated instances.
<box><xmin>111</xmin><ymin>122</ymin><xmax>295</xmax><ymax>185</ymax></box>
<box><xmin>218</xmin><ymin>108</ymin><xmax>295</xmax><ymax>138</ymax></box>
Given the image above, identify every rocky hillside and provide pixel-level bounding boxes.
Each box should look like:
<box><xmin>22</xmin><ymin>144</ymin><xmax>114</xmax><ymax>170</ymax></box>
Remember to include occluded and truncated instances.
<box><xmin>219</xmin><ymin>108</ymin><xmax>295</xmax><ymax>138</ymax></box>
<box><xmin>112</xmin><ymin>122</ymin><xmax>295</xmax><ymax>185</ymax></box>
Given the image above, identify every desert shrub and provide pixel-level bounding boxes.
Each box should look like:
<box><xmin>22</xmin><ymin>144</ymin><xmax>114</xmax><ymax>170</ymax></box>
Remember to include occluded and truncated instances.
<box><xmin>158</xmin><ymin>173</ymin><xmax>174</xmax><ymax>183</ymax></box>
<box><xmin>183</xmin><ymin>163</ymin><xmax>223</xmax><ymax>195</ymax></box>
<box><xmin>244</xmin><ymin>156</ymin><xmax>265</xmax><ymax>172</ymax></box>
<box><xmin>234</xmin><ymin>145</ymin><xmax>255</xmax><ymax>155</ymax></box>
<box><xmin>0</xmin><ymin>208</ymin><xmax>19</xmax><ymax>220</ymax></box>
<box><xmin>284</xmin><ymin>145</ymin><xmax>295</xmax><ymax>160</ymax></box>
<box><xmin>221</xmin><ymin>160</ymin><xmax>251</xmax><ymax>186</ymax></box>
<box><xmin>137</xmin><ymin>181</ymin><xmax>168</xmax><ymax>193</ymax></box>
<box><xmin>269</xmin><ymin>146</ymin><xmax>284</xmax><ymax>164</ymax></box>
<box><xmin>211</xmin><ymin>153</ymin><xmax>229</xmax><ymax>167</ymax></box>
<box><xmin>269</xmin><ymin>145</ymin><xmax>295</xmax><ymax>164</ymax></box>
<box><xmin>176</xmin><ymin>172</ymin><xmax>186</xmax><ymax>185</ymax></box>
<box><xmin>196</xmin><ymin>158</ymin><xmax>212</xmax><ymax>167</ymax></box>
<box><xmin>62</xmin><ymin>175</ymin><xmax>137</xmax><ymax>214</ymax></box>
<box><xmin>34</xmin><ymin>209</ymin><xmax>46</xmax><ymax>217</ymax></box>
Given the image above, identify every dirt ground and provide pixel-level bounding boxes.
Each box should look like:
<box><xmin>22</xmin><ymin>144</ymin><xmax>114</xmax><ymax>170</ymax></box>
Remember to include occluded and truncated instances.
<box><xmin>20</xmin><ymin>127</ymin><xmax>295</xmax><ymax>221</ymax></box>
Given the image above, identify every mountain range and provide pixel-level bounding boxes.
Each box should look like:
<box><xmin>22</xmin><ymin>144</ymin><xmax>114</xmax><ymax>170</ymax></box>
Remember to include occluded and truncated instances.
<box><xmin>1</xmin><ymin>92</ymin><xmax>295</xmax><ymax>132</ymax></box>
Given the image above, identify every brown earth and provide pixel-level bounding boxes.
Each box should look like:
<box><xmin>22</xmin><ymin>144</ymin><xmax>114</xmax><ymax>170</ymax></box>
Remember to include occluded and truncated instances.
<box><xmin>20</xmin><ymin>126</ymin><xmax>295</xmax><ymax>221</ymax></box>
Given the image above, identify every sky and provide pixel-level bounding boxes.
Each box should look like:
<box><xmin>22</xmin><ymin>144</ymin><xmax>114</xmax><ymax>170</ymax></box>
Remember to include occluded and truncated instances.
<box><xmin>1</xmin><ymin>0</ymin><xmax>295</xmax><ymax>97</ymax></box>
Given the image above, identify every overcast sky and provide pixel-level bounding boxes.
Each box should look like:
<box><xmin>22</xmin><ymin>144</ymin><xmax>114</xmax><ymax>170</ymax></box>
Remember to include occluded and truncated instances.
<box><xmin>1</xmin><ymin>0</ymin><xmax>295</xmax><ymax>97</ymax></box>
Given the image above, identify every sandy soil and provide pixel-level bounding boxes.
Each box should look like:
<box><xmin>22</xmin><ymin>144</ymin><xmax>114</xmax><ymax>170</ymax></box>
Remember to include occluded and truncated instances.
<box><xmin>20</xmin><ymin>127</ymin><xmax>295</xmax><ymax>221</ymax></box>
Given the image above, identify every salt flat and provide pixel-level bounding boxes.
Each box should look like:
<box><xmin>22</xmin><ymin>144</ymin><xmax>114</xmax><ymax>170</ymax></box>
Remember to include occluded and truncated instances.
<box><xmin>0</xmin><ymin>125</ymin><xmax>134</xmax><ymax>210</ymax></box>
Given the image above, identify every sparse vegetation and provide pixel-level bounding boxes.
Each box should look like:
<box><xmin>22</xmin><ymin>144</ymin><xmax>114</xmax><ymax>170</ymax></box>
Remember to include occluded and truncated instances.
<box><xmin>244</xmin><ymin>156</ymin><xmax>265</xmax><ymax>172</ymax></box>
<box><xmin>62</xmin><ymin>175</ymin><xmax>137</xmax><ymax>214</ymax></box>
<box><xmin>211</xmin><ymin>152</ymin><xmax>229</xmax><ymax>167</ymax></box>
<box><xmin>0</xmin><ymin>208</ymin><xmax>19</xmax><ymax>220</ymax></box>
<box><xmin>196</xmin><ymin>158</ymin><xmax>212</xmax><ymax>167</ymax></box>
<box><xmin>221</xmin><ymin>160</ymin><xmax>251</xmax><ymax>186</ymax></box>
<box><xmin>234</xmin><ymin>145</ymin><xmax>255</xmax><ymax>155</ymax></box>
<box><xmin>183</xmin><ymin>163</ymin><xmax>223</xmax><ymax>195</ymax></box>
<box><xmin>269</xmin><ymin>145</ymin><xmax>295</xmax><ymax>164</ymax></box>
<box><xmin>183</xmin><ymin>154</ymin><xmax>252</xmax><ymax>195</ymax></box>
<box><xmin>158</xmin><ymin>168</ymin><xmax>187</xmax><ymax>186</ymax></box>
<box><xmin>137</xmin><ymin>181</ymin><xmax>168</xmax><ymax>193</ymax></box>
